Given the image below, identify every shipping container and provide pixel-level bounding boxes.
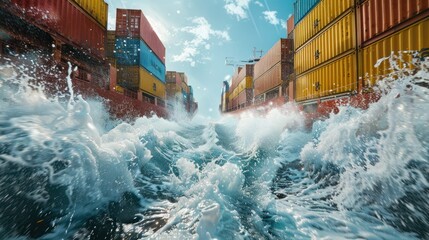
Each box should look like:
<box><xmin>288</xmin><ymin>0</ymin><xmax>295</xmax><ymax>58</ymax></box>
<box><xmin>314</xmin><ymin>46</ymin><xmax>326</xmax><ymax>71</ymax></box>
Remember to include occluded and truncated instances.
<box><xmin>117</xmin><ymin>65</ymin><xmax>166</xmax><ymax>100</ymax></box>
<box><xmin>230</xmin><ymin>65</ymin><xmax>253</xmax><ymax>93</ymax></box>
<box><xmin>295</xmin><ymin>11</ymin><xmax>356</xmax><ymax>75</ymax></box>
<box><xmin>294</xmin><ymin>0</ymin><xmax>320</xmax><ymax>25</ymax></box>
<box><xmin>254</xmin><ymin>39</ymin><xmax>294</xmax><ymax>80</ymax></box>
<box><xmin>10</xmin><ymin>0</ymin><xmax>106</xmax><ymax>59</ymax></box>
<box><xmin>254</xmin><ymin>63</ymin><xmax>282</xmax><ymax>97</ymax></box>
<box><xmin>296</xmin><ymin>52</ymin><xmax>357</xmax><ymax>102</ymax></box>
<box><xmin>166</xmin><ymin>71</ymin><xmax>183</xmax><ymax>85</ymax></box>
<box><xmin>359</xmin><ymin>0</ymin><xmax>429</xmax><ymax>45</ymax></box>
<box><xmin>287</xmin><ymin>15</ymin><xmax>295</xmax><ymax>36</ymax></box>
<box><xmin>116</xmin><ymin>9</ymin><xmax>166</xmax><ymax>64</ymax></box>
<box><xmin>109</xmin><ymin>65</ymin><xmax>117</xmax><ymax>91</ymax></box>
<box><xmin>294</xmin><ymin>0</ymin><xmax>354</xmax><ymax>50</ymax></box>
<box><xmin>115</xmin><ymin>38</ymin><xmax>166</xmax><ymax>83</ymax></box>
<box><xmin>72</xmin><ymin>0</ymin><xmax>108</xmax><ymax>28</ymax></box>
<box><xmin>106</xmin><ymin>30</ymin><xmax>115</xmax><ymax>59</ymax></box>
<box><xmin>360</xmin><ymin>17</ymin><xmax>429</xmax><ymax>87</ymax></box>
<box><xmin>237</xmin><ymin>89</ymin><xmax>253</xmax><ymax>107</ymax></box>
<box><xmin>229</xmin><ymin>76</ymin><xmax>253</xmax><ymax>100</ymax></box>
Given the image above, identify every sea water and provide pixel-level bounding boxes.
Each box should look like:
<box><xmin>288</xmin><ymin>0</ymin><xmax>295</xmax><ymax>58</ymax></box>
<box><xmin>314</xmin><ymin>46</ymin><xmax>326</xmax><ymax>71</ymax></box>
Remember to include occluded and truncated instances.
<box><xmin>0</xmin><ymin>54</ymin><xmax>428</xmax><ymax>239</ymax></box>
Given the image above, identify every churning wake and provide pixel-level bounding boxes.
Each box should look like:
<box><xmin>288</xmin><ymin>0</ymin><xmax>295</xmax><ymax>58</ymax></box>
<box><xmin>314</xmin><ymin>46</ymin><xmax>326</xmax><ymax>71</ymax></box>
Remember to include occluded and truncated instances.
<box><xmin>0</xmin><ymin>55</ymin><xmax>428</xmax><ymax>240</ymax></box>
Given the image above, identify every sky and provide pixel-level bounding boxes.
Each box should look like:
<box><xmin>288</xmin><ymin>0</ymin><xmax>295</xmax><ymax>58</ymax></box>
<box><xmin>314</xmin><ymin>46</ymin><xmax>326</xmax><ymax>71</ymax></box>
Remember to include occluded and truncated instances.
<box><xmin>105</xmin><ymin>0</ymin><xmax>294</xmax><ymax>118</ymax></box>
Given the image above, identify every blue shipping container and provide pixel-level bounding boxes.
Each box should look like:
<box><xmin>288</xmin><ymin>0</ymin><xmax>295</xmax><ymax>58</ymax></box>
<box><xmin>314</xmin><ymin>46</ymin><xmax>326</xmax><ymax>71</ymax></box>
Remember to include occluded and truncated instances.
<box><xmin>115</xmin><ymin>38</ymin><xmax>166</xmax><ymax>83</ymax></box>
<box><xmin>294</xmin><ymin>0</ymin><xmax>320</xmax><ymax>25</ymax></box>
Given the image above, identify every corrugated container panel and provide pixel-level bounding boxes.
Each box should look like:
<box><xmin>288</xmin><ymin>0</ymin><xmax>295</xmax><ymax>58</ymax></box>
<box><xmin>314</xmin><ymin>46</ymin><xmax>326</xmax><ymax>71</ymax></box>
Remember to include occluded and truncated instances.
<box><xmin>294</xmin><ymin>0</ymin><xmax>320</xmax><ymax>25</ymax></box>
<box><xmin>254</xmin><ymin>63</ymin><xmax>281</xmax><ymax>97</ymax></box>
<box><xmin>116</xmin><ymin>9</ymin><xmax>166</xmax><ymax>64</ymax></box>
<box><xmin>11</xmin><ymin>0</ymin><xmax>106</xmax><ymax>59</ymax></box>
<box><xmin>117</xmin><ymin>65</ymin><xmax>166</xmax><ymax>99</ymax></box>
<box><xmin>106</xmin><ymin>30</ymin><xmax>115</xmax><ymax>58</ymax></box>
<box><xmin>296</xmin><ymin>52</ymin><xmax>357</xmax><ymax>102</ymax></box>
<box><xmin>72</xmin><ymin>0</ymin><xmax>108</xmax><ymax>28</ymax></box>
<box><xmin>295</xmin><ymin>11</ymin><xmax>356</xmax><ymax>75</ymax></box>
<box><xmin>117</xmin><ymin>65</ymin><xmax>140</xmax><ymax>90</ymax></box>
<box><xmin>254</xmin><ymin>39</ymin><xmax>294</xmax><ymax>80</ymax></box>
<box><xmin>287</xmin><ymin>15</ymin><xmax>295</xmax><ymax>35</ymax></box>
<box><xmin>230</xmin><ymin>65</ymin><xmax>253</xmax><ymax>93</ymax></box>
<box><xmin>360</xmin><ymin>0</ymin><xmax>429</xmax><ymax>44</ymax></box>
<box><xmin>237</xmin><ymin>89</ymin><xmax>253</xmax><ymax>106</ymax></box>
<box><xmin>360</xmin><ymin>18</ymin><xmax>429</xmax><ymax>87</ymax></box>
<box><xmin>139</xmin><ymin>67</ymin><xmax>166</xmax><ymax>100</ymax></box>
<box><xmin>115</xmin><ymin>38</ymin><xmax>166</xmax><ymax>83</ymax></box>
<box><xmin>295</xmin><ymin>0</ymin><xmax>355</xmax><ymax>50</ymax></box>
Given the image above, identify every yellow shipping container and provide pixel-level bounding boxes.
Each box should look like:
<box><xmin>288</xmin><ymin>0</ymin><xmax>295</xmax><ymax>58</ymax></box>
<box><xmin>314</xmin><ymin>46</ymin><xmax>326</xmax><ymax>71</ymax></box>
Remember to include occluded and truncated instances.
<box><xmin>117</xmin><ymin>66</ymin><xmax>166</xmax><ymax>100</ymax></box>
<box><xmin>73</xmin><ymin>0</ymin><xmax>108</xmax><ymax>28</ymax></box>
<box><xmin>296</xmin><ymin>52</ymin><xmax>357</xmax><ymax>102</ymax></box>
<box><xmin>295</xmin><ymin>11</ymin><xmax>356</xmax><ymax>75</ymax></box>
<box><xmin>139</xmin><ymin>68</ymin><xmax>166</xmax><ymax>100</ymax></box>
<box><xmin>360</xmin><ymin>17</ymin><xmax>429</xmax><ymax>87</ymax></box>
<box><xmin>294</xmin><ymin>0</ymin><xmax>354</xmax><ymax>50</ymax></box>
<box><xmin>229</xmin><ymin>76</ymin><xmax>252</xmax><ymax>100</ymax></box>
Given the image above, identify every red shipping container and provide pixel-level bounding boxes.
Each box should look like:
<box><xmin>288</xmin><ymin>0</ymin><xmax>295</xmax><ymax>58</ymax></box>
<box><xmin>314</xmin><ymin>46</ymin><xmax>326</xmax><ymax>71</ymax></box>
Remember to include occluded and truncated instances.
<box><xmin>254</xmin><ymin>39</ymin><xmax>293</xmax><ymax>80</ymax></box>
<box><xmin>359</xmin><ymin>0</ymin><xmax>429</xmax><ymax>45</ymax></box>
<box><xmin>10</xmin><ymin>0</ymin><xmax>106</xmax><ymax>59</ymax></box>
<box><xmin>109</xmin><ymin>65</ymin><xmax>117</xmax><ymax>91</ymax></box>
<box><xmin>116</xmin><ymin>9</ymin><xmax>166</xmax><ymax>64</ymax></box>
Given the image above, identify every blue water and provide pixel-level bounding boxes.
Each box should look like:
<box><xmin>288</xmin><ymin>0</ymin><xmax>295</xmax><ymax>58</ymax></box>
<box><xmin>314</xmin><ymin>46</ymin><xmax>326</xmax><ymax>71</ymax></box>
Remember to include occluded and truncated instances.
<box><xmin>0</xmin><ymin>56</ymin><xmax>428</xmax><ymax>239</ymax></box>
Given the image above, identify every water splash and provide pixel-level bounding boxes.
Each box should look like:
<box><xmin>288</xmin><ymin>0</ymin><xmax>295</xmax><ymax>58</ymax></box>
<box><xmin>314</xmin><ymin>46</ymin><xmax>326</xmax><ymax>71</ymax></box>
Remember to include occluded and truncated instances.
<box><xmin>0</xmin><ymin>54</ymin><xmax>428</xmax><ymax>239</ymax></box>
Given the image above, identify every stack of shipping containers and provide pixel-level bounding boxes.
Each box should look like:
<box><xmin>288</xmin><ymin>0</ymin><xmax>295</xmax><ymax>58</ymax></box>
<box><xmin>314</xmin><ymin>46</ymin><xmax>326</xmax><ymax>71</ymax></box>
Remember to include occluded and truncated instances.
<box><xmin>253</xmin><ymin>39</ymin><xmax>294</xmax><ymax>105</ymax></box>
<box><xmin>3</xmin><ymin>0</ymin><xmax>109</xmax><ymax>88</ymax></box>
<box><xmin>220</xmin><ymin>81</ymin><xmax>230</xmax><ymax>112</ymax></box>
<box><xmin>165</xmin><ymin>71</ymin><xmax>198</xmax><ymax>115</ymax></box>
<box><xmin>228</xmin><ymin>65</ymin><xmax>254</xmax><ymax>111</ymax></box>
<box><xmin>358</xmin><ymin>0</ymin><xmax>429</xmax><ymax>89</ymax></box>
<box><xmin>294</xmin><ymin>0</ymin><xmax>357</xmax><ymax>109</ymax></box>
<box><xmin>293</xmin><ymin>0</ymin><xmax>428</xmax><ymax>114</ymax></box>
<box><xmin>114</xmin><ymin>9</ymin><xmax>166</xmax><ymax>107</ymax></box>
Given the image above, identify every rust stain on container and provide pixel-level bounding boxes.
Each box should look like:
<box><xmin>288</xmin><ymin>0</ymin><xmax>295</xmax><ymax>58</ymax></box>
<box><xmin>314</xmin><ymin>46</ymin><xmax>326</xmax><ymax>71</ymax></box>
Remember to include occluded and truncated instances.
<box><xmin>294</xmin><ymin>11</ymin><xmax>356</xmax><ymax>75</ymax></box>
<box><xmin>359</xmin><ymin>0</ymin><xmax>429</xmax><ymax>45</ymax></box>
<box><xmin>116</xmin><ymin>9</ymin><xmax>166</xmax><ymax>64</ymax></box>
<box><xmin>360</xmin><ymin>17</ymin><xmax>429</xmax><ymax>87</ymax></box>
<box><xmin>296</xmin><ymin>52</ymin><xmax>357</xmax><ymax>102</ymax></box>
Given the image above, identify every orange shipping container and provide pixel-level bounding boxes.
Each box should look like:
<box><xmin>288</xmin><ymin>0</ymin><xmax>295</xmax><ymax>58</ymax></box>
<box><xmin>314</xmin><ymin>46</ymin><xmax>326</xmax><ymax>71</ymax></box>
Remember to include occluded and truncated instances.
<box><xmin>287</xmin><ymin>15</ymin><xmax>295</xmax><ymax>36</ymax></box>
<box><xmin>360</xmin><ymin>17</ymin><xmax>429</xmax><ymax>87</ymax></box>
<box><xmin>254</xmin><ymin>39</ymin><xmax>294</xmax><ymax>80</ymax></box>
<box><xmin>359</xmin><ymin>0</ymin><xmax>429</xmax><ymax>45</ymax></box>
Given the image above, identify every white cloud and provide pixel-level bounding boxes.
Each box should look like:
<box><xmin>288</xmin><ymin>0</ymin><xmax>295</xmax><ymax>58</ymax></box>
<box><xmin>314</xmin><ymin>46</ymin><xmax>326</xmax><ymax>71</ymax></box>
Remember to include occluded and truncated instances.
<box><xmin>262</xmin><ymin>10</ymin><xmax>286</xmax><ymax>29</ymax></box>
<box><xmin>255</xmin><ymin>1</ymin><xmax>264</xmax><ymax>7</ymax></box>
<box><xmin>263</xmin><ymin>11</ymin><xmax>280</xmax><ymax>25</ymax></box>
<box><xmin>173</xmin><ymin>17</ymin><xmax>230</xmax><ymax>66</ymax></box>
<box><xmin>224</xmin><ymin>0</ymin><xmax>251</xmax><ymax>20</ymax></box>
